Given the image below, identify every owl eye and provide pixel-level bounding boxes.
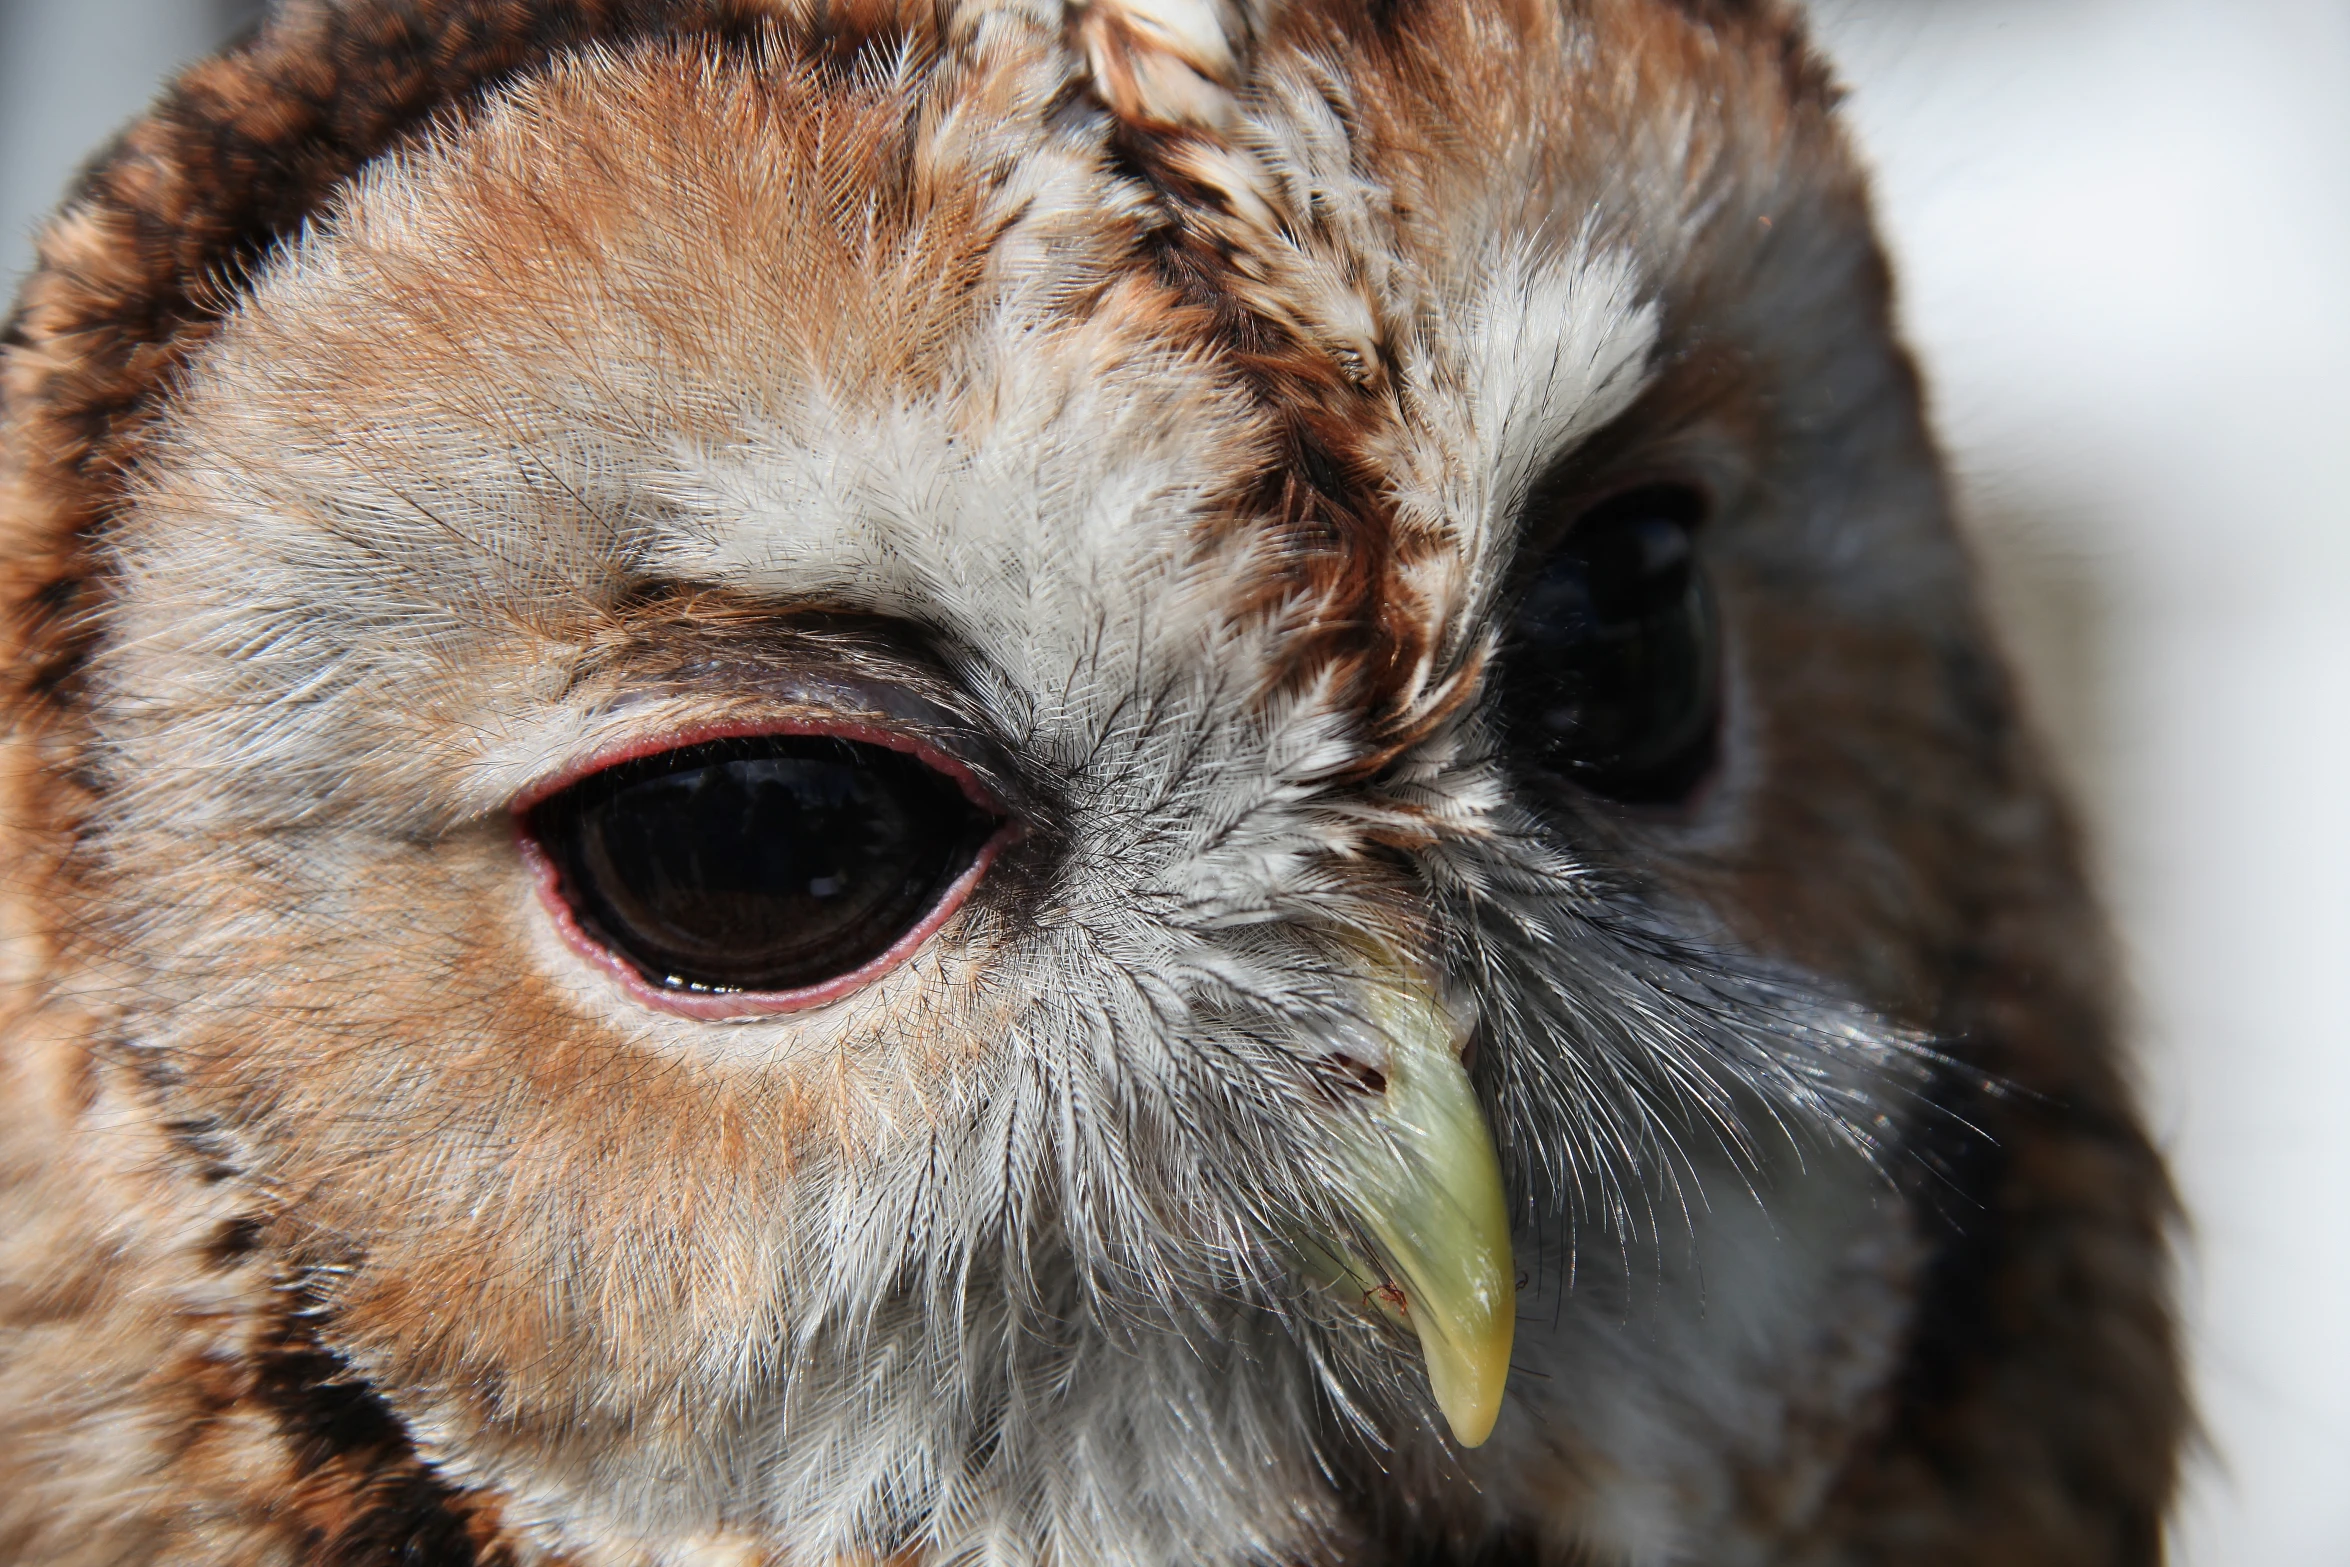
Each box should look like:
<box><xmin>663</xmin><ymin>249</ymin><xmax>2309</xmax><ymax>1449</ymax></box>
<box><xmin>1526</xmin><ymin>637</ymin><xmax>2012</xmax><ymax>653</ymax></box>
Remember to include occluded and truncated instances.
<box><xmin>524</xmin><ymin>734</ymin><xmax>1003</xmax><ymax>1000</ymax></box>
<box><xmin>1500</xmin><ymin>483</ymin><xmax>1721</xmax><ymax>805</ymax></box>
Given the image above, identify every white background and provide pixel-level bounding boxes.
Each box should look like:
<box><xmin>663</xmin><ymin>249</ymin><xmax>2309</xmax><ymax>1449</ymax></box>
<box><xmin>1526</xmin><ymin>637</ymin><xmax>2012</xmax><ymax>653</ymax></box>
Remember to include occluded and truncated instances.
<box><xmin>4</xmin><ymin>1</ymin><xmax>2345</xmax><ymax>1560</ymax></box>
<box><xmin>1811</xmin><ymin>6</ymin><xmax>2350</xmax><ymax>1561</ymax></box>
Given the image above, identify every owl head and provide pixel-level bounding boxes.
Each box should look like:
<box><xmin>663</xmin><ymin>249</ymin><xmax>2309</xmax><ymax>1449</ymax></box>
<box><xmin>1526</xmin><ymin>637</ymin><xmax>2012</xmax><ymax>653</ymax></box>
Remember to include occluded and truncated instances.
<box><xmin>0</xmin><ymin>0</ymin><xmax>2156</xmax><ymax>1561</ymax></box>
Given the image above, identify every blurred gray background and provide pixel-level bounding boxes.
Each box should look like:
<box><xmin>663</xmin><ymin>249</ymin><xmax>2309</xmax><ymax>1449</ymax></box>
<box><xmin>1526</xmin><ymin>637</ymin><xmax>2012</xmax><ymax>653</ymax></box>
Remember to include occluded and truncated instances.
<box><xmin>3</xmin><ymin>1</ymin><xmax>2345</xmax><ymax>1561</ymax></box>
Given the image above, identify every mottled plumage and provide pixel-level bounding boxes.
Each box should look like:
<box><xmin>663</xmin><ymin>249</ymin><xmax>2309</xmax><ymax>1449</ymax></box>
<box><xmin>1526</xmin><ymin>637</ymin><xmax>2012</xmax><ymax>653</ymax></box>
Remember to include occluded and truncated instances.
<box><xmin>0</xmin><ymin>0</ymin><xmax>2180</xmax><ymax>1562</ymax></box>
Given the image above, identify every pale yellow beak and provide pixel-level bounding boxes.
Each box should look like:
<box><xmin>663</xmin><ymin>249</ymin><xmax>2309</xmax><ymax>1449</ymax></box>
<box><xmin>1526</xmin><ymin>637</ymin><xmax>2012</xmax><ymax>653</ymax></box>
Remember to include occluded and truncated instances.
<box><xmin>1310</xmin><ymin>972</ymin><xmax>1516</xmax><ymax>1447</ymax></box>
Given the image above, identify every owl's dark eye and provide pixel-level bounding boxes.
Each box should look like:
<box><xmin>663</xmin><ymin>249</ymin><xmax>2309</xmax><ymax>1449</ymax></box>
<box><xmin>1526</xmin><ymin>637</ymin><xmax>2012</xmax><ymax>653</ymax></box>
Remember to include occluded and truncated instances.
<box><xmin>524</xmin><ymin>734</ymin><xmax>1003</xmax><ymax>1002</ymax></box>
<box><xmin>1500</xmin><ymin>483</ymin><xmax>1721</xmax><ymax>805</ymax></box>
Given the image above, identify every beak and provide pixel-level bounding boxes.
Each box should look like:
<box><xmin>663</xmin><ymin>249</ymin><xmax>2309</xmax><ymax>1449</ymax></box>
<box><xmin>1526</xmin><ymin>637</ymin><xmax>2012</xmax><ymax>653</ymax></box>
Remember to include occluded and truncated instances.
<box><xmin>1309</xmin><ymin>969</ymin><xmax>1516</xmax><ymax>1448</ymax></box>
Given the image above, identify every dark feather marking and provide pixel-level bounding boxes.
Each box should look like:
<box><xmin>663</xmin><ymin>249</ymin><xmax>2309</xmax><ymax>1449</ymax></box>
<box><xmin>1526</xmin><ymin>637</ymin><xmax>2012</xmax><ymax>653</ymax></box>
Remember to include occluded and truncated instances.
<box><xmin>1887</xmin><ymin>1057</ymin><xmax>2008</xmax><ymax>1423</ymax></box>
<box><xmin>248</xmin><ymin>1298</ymin><xmax>519</xmax><ymax>1566</ymax></box>
<box><xmin>1090</xmin><ymin>107</ymin><xmax>1447</xmax><ymax>774</ymax></box>
<box><xmin>204</xmin><ymin>1214</ymin><xmax>269</xmax><ymax>1269</ymax></box>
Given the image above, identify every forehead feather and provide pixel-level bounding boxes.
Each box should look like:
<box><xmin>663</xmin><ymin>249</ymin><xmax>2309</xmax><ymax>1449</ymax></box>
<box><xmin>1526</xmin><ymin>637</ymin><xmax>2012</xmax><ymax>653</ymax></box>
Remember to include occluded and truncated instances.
<box><xmin>153</xmin><ymin>8</ymin><xmax>1720</xmax><ymax>680</ymax></box>
<box><xmin>44</xmin><ymin>0</ymin><xmax>1864</xmax><ymax>823</ymax></box>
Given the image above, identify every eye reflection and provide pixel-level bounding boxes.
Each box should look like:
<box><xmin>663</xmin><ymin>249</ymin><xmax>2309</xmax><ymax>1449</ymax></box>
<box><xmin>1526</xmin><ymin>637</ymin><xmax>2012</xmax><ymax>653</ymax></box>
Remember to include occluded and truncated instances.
<box><xmin>526</xmin><ymin>735</ymin><xmax>1001</xmax><ymax>995</ymax></box>
<box><xmin>1501</xmin><ymin>483</ymin><xmax>1721</xmax><ymax>805</ymax></box>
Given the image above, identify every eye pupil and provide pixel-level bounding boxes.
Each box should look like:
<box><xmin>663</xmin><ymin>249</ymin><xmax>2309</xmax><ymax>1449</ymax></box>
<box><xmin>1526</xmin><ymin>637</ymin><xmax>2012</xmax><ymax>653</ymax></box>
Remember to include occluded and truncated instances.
<box><xmin>528</xmin><ymin>736</ymin><xmax>999</xmax><ymax>995</ymax></box>
<box><xmin>1502</xmin><ymin>484</ymin><xmax>1720</xmax><ymax>805</ymax></box>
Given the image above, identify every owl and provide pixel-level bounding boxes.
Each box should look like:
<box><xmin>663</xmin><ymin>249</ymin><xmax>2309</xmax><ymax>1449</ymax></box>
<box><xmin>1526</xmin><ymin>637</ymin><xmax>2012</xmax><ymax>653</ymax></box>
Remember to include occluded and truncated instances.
<box><xmin>0</xmin><ymin>0</ymin><xmax>2182</xmax><ymax>1562</ymax></box>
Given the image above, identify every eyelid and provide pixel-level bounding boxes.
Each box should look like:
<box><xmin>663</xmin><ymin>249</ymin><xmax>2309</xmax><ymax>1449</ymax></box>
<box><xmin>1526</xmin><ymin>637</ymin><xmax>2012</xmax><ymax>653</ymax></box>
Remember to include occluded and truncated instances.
<box><xmin>503</xmin><ymin>634</ymin><xmax>1024</xmax><ymax>825</ymax></box>
<box><xmin>508</xmin><ymin>715</ymin><xmax>1011</xmax><ymax>821</ymax></box>
<box><xmin>505</xmin><ymin>601</ymin><xmax>1015</xmax><ymax>800</ymax></box>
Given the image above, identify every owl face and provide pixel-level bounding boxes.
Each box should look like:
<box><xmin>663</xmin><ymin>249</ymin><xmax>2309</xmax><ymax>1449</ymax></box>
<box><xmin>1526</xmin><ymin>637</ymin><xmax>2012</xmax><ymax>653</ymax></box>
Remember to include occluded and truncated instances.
<box><xmin>33</xmin><ymin>0</ymin><xmax>1995</xmax><ymax>1558</ymax></box>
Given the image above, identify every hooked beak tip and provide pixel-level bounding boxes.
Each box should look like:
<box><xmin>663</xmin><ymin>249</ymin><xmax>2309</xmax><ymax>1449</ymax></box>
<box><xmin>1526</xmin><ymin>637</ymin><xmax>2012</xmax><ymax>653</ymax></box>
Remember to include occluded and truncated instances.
<box><xmin>1317</xmin><ymin>970</ymin><xmax>1516</xmax><ymax>1448</ymax></box>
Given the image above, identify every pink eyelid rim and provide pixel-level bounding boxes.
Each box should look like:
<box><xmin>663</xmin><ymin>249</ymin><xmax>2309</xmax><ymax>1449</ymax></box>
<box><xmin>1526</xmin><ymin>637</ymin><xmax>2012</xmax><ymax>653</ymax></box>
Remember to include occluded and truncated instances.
<box><xmin>512</xmin><ymin>718</ymin><xmax>1015</xmax><ymax>1022</ymax></box>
